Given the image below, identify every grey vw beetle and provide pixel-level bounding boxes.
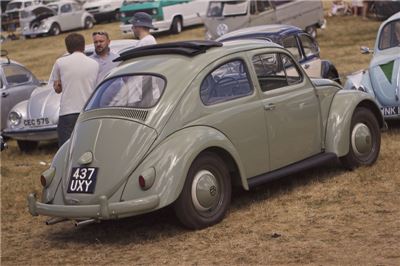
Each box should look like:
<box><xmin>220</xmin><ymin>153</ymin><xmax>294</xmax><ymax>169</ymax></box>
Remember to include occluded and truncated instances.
<box><xmin>28</xmin><ymin>40</ymin><xmax>383</xmax><ymax>229</ymax></box>
<box><xmin>3</xmin><ymin>40</ymin><xmax>137</xmax><ymax>151</ymax></box>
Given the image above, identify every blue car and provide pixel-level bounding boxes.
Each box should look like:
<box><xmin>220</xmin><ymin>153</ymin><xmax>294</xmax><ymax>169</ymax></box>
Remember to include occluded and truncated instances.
<box><xmin>344</xmin><ymin>12</ymin><xmax>400</xmax><ymax>119</ymax></box>
<box><xmin>217</xmin><ymin>24</ymin><xmax>341</xmax><ymax>84</ymax></box>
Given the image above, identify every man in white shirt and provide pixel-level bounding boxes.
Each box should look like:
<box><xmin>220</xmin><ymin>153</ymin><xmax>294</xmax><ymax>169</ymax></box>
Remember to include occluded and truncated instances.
<box><xmin>129</xmin><ymin>12</ymin><xmax>157</xmax><ymax>47</ymax></box>
<box><xmin>49</xmin><ymin>33</ymin><xmax>99</xmax><ymax>147</ymax></box>
<box><xmin>90</xmin><ymin>31</ymin><xmax>119</xmax><ymax>84</ymax></box>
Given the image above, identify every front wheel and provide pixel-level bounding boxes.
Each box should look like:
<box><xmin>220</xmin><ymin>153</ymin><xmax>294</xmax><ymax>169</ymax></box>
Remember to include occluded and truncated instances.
<box><xmin>340</xmin><ymin>107</ymin><xmax>380</xmax><ymax>170</ymax></box>
<box><xmin>84</xmin><ymin>17</ymin><xmax>94</xmax><ymax>29</ymax></box>
<box><xmin>50</xmin><ymin>23</ymin><xmax>61</xmax><ymax>36</ymax></box>
<box><xmin>170</xmin><ymin>17</ymin><xmax>182</xmax><ymax>34</ymax></box>
<box><xmin>174</xmin><ymin>152</ymin><xmax>231</xmax><ymax>229</ymax></box>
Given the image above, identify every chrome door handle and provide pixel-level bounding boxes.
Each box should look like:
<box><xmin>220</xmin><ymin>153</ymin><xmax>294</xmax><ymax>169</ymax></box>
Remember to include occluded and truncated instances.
<box><xmin>1</xmin><ymin>92</ymin><xmax>9</xmax><ymax>98</ymax></box>
<box><xmin>264</xmin><ymin>103</ymin><xmax>276</xmax><ymax>111</ymax></box>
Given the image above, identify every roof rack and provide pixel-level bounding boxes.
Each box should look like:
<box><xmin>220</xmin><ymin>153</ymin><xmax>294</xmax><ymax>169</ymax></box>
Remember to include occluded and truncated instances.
<box><xmin>114</xmin><ymin>40</ymin><xmax>223</xmax><ymax>62</ymax></box>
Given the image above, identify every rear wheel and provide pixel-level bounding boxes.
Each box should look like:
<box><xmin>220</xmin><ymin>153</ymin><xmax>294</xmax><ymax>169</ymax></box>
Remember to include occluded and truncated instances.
<box><xmin>17</xmin><ymin>140</ymin><xmax>38</xmax><ymax>152</ymax></box>
<box><xmin>50</xmin><ymin>23</ymin><xmax>61</xmax><ymax>36</ymax></box>
<box><xmin>174</xmin><ymin>152</ymin><xmax>231</xmax><ymax>229</ymax></box>
<box><xmin>340</xmin><ymin>107</ymin><xmax>380</xmax><ymax>170</ymax></box>
<box><xmin>170</xmin><ymin>17</ymin><xmax>182</xmax><ymax>34</ymax></box>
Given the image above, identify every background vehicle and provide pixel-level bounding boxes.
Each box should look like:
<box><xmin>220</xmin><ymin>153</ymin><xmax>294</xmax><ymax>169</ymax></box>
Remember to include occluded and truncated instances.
<box><xmin>119</xmin><ymin>0</ymin><xmax>207</xmax><ymax>35</ymax></box>
<box><xmin>28</xmin><ymin>40</ymin><xmax>383</xmax><ymax>230</ymax></box>
<box><xmin>3</xmin><ymin>40</ymin><xmax>138</xmax><ymax>152</ymax></box>
<box><xmin>217</xmin><ymin>24</ymin><xmax>340</xmax><ymax>83</ymax></box>
<box><xmin>83</xmin><ymin>0</ymin><xmax>124</xmax><ymax>22</ymax></box>
<box><xmin>20</xmin><ymin>0</ymin><xmax>95</xmax><ymax>38</ymax></box>
<box><xmin>344</xmin><ymin>12</ymin><xmax>400</xmax><ymax>119</ymax></box>
<box><xmin>204</xmin><ymin>0</ymin><xmax>325</xmax><ymax>40</ymax></box>
<box><xmin>0</xmin><ymin>50</ymin><xmax>41</xmax><ymax>134</ymax></box>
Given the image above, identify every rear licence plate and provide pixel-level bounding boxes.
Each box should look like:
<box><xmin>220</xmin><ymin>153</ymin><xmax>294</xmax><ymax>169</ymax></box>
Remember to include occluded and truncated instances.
<box><xmin>23</xmin><ymin>117</ymin><xmax>50</xmax><ymax>127</ymax></box>
<box><xmin>67</xmin><ymin>167</ymin><xmax>98</xmax><ymax>194</ymax></box>
<box><xmin>382</xmin><ymin>107</ymin><xmax>399</xmax><ymax>116</ymax></box>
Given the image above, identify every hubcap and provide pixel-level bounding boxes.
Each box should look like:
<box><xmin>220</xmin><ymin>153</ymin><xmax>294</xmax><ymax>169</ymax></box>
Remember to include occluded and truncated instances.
<box><xmin>191</xmin><ymin>170</ymin><xmax>219</xmax><ymax>212</ymax></box>
<box><xmin>351</xmin><ymin>123</ymin><xmax>372</xmax><ymax>156</ymax></box>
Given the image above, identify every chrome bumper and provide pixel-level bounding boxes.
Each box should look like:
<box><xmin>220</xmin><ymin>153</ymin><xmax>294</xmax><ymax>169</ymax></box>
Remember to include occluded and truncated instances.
<box><xmin>28</xmin><ymin>193</ymin><xmax>160</xmax><ymax>220</ymax></box>
<box><xmin>3</xmin><ymin>125</ymin><xmax>57</xmax><ymax>141</ymax></box>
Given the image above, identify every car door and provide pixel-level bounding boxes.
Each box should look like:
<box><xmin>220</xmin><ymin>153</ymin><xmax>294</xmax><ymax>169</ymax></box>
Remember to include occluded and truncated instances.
<box><xmin>248</xmin><ymin>50</ymin><xmax>323</xmax><ymax>171</ymax></box>
<box><xmin>59</xmin><ymin>3</ymin><xmax>74</xmax><ymax>30</ymax></box>
<box><xmin>298</xmin><ymin>33</ymin><xmax>322</xmax><ymax>78</ymax></box>
<box><xmin>71</xmin><ymin>3</ymin><xmax>84</xmax><ymax>28</ymax></box>
<box><xmin>0</xmin><ymin>64</ymin><xmax>38</xmax><ymax>131</ymax></box>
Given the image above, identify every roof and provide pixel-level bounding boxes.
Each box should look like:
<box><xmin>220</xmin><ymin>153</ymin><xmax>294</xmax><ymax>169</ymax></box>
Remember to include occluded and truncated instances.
<box><xmin>386</xmin><ymin>11</ymin><xmax>400</xmax><ymax>22</ymax></box>
<box><xmin>217</xmin><ymin>24</ymin><xmax>303</xmax><ymax>42</ymax></box>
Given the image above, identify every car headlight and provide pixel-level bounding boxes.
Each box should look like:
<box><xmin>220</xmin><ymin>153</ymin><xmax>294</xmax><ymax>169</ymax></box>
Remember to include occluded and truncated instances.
<box><xmin>9</xmin><ymin>111</ymin><xmax>22</xmax><ymax>126</ymax></box>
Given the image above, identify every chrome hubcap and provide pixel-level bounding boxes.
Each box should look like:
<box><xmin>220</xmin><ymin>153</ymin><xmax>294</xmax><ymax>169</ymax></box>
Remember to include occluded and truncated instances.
<box><xmin>191</xmin><ymin>170</ymin><xmax>219</xmax><ymax>212</ymax></box>
<box><xmin>351</xmin><ymin>123</ymin><xmax>372</xmax><ymax>156</ymax></box>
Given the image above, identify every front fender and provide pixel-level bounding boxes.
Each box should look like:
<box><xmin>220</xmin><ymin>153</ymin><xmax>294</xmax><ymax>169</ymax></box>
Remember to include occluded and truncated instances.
<box><xmin>325</xmin><ymin>90</ymin><xmax>382</xmax><ymax>157</ymax></box>
<box><xmin>121</xmin><ymin>126</ymin><xmax>246</xmax><ymax>209</ymax></box>
<box><xmin>6</xmin><ymin>100</ymin><xmax>28</xmax><ymax>129</ymax></box>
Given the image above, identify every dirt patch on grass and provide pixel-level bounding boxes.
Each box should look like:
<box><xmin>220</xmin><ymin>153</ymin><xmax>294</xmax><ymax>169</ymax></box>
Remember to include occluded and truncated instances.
<box><xmin>1</xmin><ymin>14</ymin><xmax>399</xmax><ymax>265</ymax></box>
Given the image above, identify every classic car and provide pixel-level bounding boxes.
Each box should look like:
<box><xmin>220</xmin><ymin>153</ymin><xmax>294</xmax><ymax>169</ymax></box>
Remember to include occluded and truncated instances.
<box><xmin>1</xmin><ymin>50</ymin><xmax>42</xmax><ymax>134</ymax></box>
<box><xmin>83</xmin><ymin>0</ymin><xmax>123</xmax><ymax>22</ymax></box>
<box><xmin>3</xmin><ymin>40</ymin><xmax>138</xmax><ymax>152</ymax></box>
<box><xmin>344</xmin><ymin>12</ymin><xmax>400</xmax><ymax>119</ymax></box>
<box><xmin>217</xmin><ymin>24</ymin><xmax>341</xmax><ymax>84</ymax></box>
<box><xmin>20</xmin><ymin>0</ymin><xmax>95</xmax><ymax>38</ymax></box>
<box><xmin>28</xmin><ymin>40</ymin><xmax>383</xmax><ymax>229</ymax></box>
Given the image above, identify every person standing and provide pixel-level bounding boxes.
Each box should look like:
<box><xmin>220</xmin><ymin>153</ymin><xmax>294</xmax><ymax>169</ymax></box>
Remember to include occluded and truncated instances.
<box><xmin>129</xmin><ymin>12</ymin><xmax>157</xmax><ymax>47</ymax></box>
<box><xmin>50</xmin><ymin>33</ymin><xmax>99</xmax><ymax>147</ymax></box>
<box><xmin>90</xmin><ymin>31</ymin><xmax>119</xmax><ymax>84</ymax></box>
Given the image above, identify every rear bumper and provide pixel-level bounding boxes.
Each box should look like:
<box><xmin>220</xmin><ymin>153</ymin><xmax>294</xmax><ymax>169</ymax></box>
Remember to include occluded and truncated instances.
<box><xmin>28</xmin><ymin>193</ymin><xmax>160</xmax><ymax>220</ymax></box>
<box><xmin>3</xmin><ymin>125</ymin><xmax>57</xmax><ymax>141</ymax></box>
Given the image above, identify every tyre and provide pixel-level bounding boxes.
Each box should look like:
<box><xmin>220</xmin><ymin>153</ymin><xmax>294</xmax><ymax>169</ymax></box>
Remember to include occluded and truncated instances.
<box><xmin>340</xmin><ymin>107</ymin><xmax>380</xmax><ymax>170</ymax></box>
<box><xmin>17</xmin><ymin>140</ymin><xmax>38</xmax><ymax>152</ymax></box>
<box><xmin>50</xmin><ymin>23</ymin><xmax>61</xmax><ymax>36</ymax></box>
<box><xmin>306</xmin><ymin>26</ymin><xmax>317</xmax><ymax>38</ymax></box>
<box><xmin>170</xmin><ymin>17</ymin><xmax>182</xmax><ymax>34</ymax></box>
<box><xmin>174</xmin><ymin>152</ymin><xmax>231</xmax><ymax>229</ymax></box>
<box><xmin>84</xmin><ymin>17</ymin><xmax>94</xmax><ymax>29</ymax></box>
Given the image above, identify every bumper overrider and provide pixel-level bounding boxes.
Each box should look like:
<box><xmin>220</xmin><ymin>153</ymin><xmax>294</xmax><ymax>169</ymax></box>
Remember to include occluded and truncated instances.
<box><xmin>28</xmin><ymin>193</ymin><xmax>160</xmax><ymax>220</ymax></box>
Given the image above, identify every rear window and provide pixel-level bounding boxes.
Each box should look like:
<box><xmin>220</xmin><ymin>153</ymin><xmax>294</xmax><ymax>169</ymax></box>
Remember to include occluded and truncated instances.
<box><xmin>85</xmin><ymin>75</ymin><xmax>166</xmax><ymax>110</ymax></box>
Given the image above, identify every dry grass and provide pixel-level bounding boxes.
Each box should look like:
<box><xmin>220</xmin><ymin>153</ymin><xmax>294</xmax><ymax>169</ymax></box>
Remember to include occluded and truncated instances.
<box><xmin>1</xmin><ymin>12</ymin><xmax>400</xmax><ymax>265</ymax></box>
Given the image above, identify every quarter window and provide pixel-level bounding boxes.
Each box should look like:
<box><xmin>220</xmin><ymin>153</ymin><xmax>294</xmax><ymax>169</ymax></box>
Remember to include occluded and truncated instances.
<box><xmin>282</xmin><ymin>35</ymin><xmax>301</xmax><ymax>61</ymax></box>
<box><xmin>200</xmin><ymin>60</ymin><xmax>252</xmax><ymax>105</ymax></box>
<box><xmin>252</xmin><ymin>53</ymin><xmax>302</xmax><ymax>92</ymax></box>
<box><xmin>299</xmin><ymin>34</ymin><xmax>319</xmax><ymax>58</ymax></box>
<box><xmin>3</xmin><ymin>65</ymin><xmax>32</xmax><ymax>86</ymax></box>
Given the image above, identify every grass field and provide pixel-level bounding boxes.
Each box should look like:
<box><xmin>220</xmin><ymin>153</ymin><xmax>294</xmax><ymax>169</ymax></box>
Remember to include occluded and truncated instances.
<box><xmin>1</xmin><ymin>11</ymin><xmax>400</xmax><ymax>265</ymax></box>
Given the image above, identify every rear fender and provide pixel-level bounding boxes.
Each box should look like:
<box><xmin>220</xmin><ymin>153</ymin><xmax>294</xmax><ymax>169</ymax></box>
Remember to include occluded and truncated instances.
<box><xmin>325</xmin><ymin>90</ymin><xmax>383</xmax><ymax>157</ymax></box>
<box><xmin>121</xmin><ymin>126</ymin><xmax>247</xmax><ymax>208</ymax></box>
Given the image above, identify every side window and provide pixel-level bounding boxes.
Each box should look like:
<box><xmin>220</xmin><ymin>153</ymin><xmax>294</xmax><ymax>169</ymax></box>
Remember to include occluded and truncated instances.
<box><xmin>200</xmin><ymin>60</ymin><xmax>252</xmax><ymax>105</ymax></box>
<box><xmin>72</xmin><ymin>3</ymin><xmax>81</xmax><ymax>11</ymax></box>
<box><xmin>282</xmin><ymin>35</ymin><xmax>301</xmax><ymax>61</ymax></box>
<box><xmin>256</xmin><ymin>0</ymin><xmax>272</xmax><ymax>13</ymax></box>
<box><xmin>299</xmin><ymin>34</ymin><xmax>319</xmax><ymax>58</ymax></box>
<box><xmin>61</xmin><ymin>4</ymin><xmax>72</xmax><ymax>13</ymax></box>
<box><xmin>3</xmin><ymin>65</ymin><xmax>32</xmax><ymax>86</ymax></box>
<box><xmin>252</xmin><ymin>53</ymin><xmax>302</xmax><ymax>92</ymax></box>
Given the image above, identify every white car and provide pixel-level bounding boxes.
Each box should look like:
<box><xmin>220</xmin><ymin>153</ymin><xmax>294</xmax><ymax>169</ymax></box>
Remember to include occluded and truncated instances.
<box><xmin>83</xmin><ymin>0</ymin><xmax>123</xmax><ymax>22</ymax></box>
<box><xmin>20</xmin><ymin>0</ymin><xmax>95</xmax><ymax>38</ymax></box>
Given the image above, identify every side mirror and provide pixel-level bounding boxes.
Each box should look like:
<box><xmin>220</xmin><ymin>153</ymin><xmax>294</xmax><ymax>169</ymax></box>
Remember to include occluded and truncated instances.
<box><xmin>360</xmin><ymin>46</ymin><xmax>372</xmax><ymax>54</ymax></box>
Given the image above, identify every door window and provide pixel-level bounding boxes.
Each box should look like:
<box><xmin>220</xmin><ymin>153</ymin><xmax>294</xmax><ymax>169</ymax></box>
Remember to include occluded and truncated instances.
<box><xmin>282</xmin><ymin>35</ymin><xmax>301</xmax><ymax>61</ymax></box>
<box><xmin>299</xmin><ymin>34</ymin><xmax>319</xmax><ymax>58</ymax></box>
<box><xmin>60</xmin><ymin>4</ymin><xmax>72</xmax><ymax>13</ymax></box>
<box><xmin>200</xmin><ymin>60</ymin><xmax>253</xmax><ymax>105</ymax></box>
<box><xmin>3</xmin><ymin>65</ymin><xmax>32</xmax><ymax>86</ymax></box>
<box><xmin>379</xmin><ymin>19</ymin><xmax>400</xmax><ymax>50</ymax></box>
<box><xmin>252</xmin><ymin>53</ymin><xmax>302</xmax><ymax>92</ymax></box>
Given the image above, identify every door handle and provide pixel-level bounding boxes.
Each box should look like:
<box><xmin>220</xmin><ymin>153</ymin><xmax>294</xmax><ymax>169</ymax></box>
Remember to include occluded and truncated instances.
<box><xmin>264</xmin><ymin>103</ymin><xmax>276</xmax><ymax>111</ymax></box>
<box><xmin>304</xmin><ymin>64</ymin><xmax>310</xmax><ymax>69</ymax></box>
<box><xmin>2</xmin><ymin>92</ymin><xmax>9</xmax><ymax>98</ymax></box>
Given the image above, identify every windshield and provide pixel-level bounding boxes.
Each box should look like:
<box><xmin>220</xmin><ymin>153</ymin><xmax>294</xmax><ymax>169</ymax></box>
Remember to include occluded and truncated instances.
<box><xmin>379</xmin><ymin>19</ymin><xmax>400</xmax><ymax>50</ymax></box>
<box><xmin>207</xmin><ymin>1</ymin><xmax>247</xmax><ymax>17</ymax></box>
<box><xmin>85</xmin><ymin>75</ymin><xmax>166</xmax><ymax>110</ymax></box>
<box><xmin>6</xmin><ymin>2</ymin><xmax>22</xmax><ymax>10</ymax></box>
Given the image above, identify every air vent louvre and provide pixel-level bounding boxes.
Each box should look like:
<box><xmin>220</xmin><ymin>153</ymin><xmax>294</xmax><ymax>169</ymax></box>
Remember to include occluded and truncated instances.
<box><xmin>78</xmin><ymin>108</ymin><xmax>148</xmax><ymax>122</ymax></box>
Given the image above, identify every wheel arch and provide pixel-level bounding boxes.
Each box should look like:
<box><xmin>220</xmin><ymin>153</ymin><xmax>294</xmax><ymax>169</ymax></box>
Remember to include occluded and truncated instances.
<box><xmin>325</xmin><ymin>91</ymin><xmax>383</xmax><ymax>157</ymax></box>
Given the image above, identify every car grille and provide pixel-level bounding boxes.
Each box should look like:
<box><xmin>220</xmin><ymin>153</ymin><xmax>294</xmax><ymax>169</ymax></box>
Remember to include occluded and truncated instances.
<box><xmin>78</xmin><ymin>108</ymin><xmax>149</xmax><ymax>122</ymax></box>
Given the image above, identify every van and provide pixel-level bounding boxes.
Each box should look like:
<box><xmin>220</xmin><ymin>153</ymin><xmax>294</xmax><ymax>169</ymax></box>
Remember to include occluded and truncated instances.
<box><xmin>119</xmin><ymin>0</ymin><xmax>208</xmax><ymax>35</ymax></box>
<box><xmin>204</xmin><ymin>0</ymin><xmax>325</xmax><ymax>40</ymax></box>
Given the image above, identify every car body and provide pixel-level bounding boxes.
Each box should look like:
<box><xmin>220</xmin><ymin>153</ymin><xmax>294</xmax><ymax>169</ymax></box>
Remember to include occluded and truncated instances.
<box><xmin>217</xmin><ymin>24</ymin><xmax>341</xmax><ymax>84</ymax></box>
<box><xmin>83</xmin><ymin>0</ymin><xmax>123</xmax><ymax>22</ymax></box>
<box><xmin>1</xmin><ymin>0</ymin><xmax>43</xmax><ymax>30</ymax></box>
<box><xmin>27</xmin><ymin>40</ymin><xmax>383</xmax><ymax>229</ymax></box>
<box><xmin>20</xmin><ymin>0</ymin><xmax>95</xmax><ymax>38</ymax></box>
<box><xmin>344</xmin><ymin>12</ymin><xmax>400</xmax><ymax>119</ymax></box>
<box><xmin>203</xmin><ymin>0</ymin><xmax>325</xmax><ymax>40</ymax></box>
<box><xmin>0</xmin><ymin>51</ymin><xmax>41</xmax><ymax>133</ymax></box>
<box><xmin>3</xmin><ymin>40</ymin><xmax>138</xmax><ymax>151</ymax></box>
<box><xmin>119</xmin><ymin>0</ymin><xmax>207</xmax><ymax>35</ymax></box>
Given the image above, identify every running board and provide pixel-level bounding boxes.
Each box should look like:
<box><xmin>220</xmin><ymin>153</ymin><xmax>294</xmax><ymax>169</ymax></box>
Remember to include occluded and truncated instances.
<box><xmin>247</xmin><ymin>153</ymin><xmax>337</xmax><ymax>189</ymax></box>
